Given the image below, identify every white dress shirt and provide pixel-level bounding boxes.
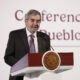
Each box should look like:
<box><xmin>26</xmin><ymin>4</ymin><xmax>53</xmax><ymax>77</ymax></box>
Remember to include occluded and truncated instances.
<box><xmin>26</xmin><ymin>28</ymin><xmax>38</xmax><ymax>53</ymax></box>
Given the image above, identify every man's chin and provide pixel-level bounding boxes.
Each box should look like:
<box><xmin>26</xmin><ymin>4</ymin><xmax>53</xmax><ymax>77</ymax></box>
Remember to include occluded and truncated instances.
<box><xmin>33</xmin><ymin>29</ymin><xmax>38</xmax><ymax>32</ymax></box>
<box><xmin>31</xmin><ymin>30</ymin><xmax>37</xmax><ymax>33</ymax></box>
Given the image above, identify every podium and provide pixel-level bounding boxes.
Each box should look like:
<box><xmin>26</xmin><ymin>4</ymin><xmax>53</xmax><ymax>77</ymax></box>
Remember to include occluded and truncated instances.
<box><xmin>10</xmin><ymin>52</ymin><xmax>74</xmax><ymax>77</ymax></box>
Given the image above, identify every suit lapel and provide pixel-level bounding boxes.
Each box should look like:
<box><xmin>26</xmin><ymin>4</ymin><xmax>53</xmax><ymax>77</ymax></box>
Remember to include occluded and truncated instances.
<box><xmin>37</xmin><ymin>37</ymin><xmax>42</xmax><ymax>53</ymax></box>
<box><xmin>20</xmin><ymin>28</ymin><xmax>29</xmax><ymax>53</ymax></box>
<box><xmin>37</xmin><ymin>32</ymin><xmax>43</xmax><ymax>53</ymax></box>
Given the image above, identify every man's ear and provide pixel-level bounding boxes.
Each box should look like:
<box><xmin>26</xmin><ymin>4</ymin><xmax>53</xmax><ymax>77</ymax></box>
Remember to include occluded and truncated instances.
<box><xmin>24</xmin><ymin>19</ymin><xmax>28</xmax><ymax>23</ymax></box>
<box><xmin>24</xmin><ymin>19</ymin><xmax>28</xmax><ymax>25</ymax></box>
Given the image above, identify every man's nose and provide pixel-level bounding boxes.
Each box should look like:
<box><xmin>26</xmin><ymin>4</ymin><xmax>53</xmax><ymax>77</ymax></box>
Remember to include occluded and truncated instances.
<box><xmin>33</xmin><ymin>21</ymin><xmax>38</xmax><ymax>25</ymax></box>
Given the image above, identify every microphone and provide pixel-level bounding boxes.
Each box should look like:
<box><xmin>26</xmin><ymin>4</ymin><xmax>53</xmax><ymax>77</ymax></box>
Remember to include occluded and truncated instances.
<box><xmin>50</xmin><ymin>45</ymin><xmax>54</xmax><ymax>51</ymax></box>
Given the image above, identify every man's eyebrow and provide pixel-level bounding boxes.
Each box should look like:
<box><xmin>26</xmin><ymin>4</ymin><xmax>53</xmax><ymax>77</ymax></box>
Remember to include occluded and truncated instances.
<box><xmin>37</xmin><ymin>19</ymin><xmax>41</xmax><ymax>21</ymax></box>
<box><xmin>31</xmin><ymin>19</ymin><xmax>34</xmax><ymax>20</ymax></box>
<box><xmin>30</xmin><ymin>19</ymin><xmax>41</xmax><ymax>21</ymax></box>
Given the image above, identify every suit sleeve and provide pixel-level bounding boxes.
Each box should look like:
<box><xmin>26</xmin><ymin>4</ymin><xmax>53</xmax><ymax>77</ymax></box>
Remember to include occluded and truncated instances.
<box><xmin>4</xmin><ymin>32</ymin><xmax>17</xmax><ymax>66</ymax></box>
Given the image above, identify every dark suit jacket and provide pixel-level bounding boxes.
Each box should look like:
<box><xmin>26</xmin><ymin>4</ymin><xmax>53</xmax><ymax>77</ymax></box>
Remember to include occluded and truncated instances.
<box><xmin>4</xmin><ymin>28</ymin><xmax>50</xmax><ymax>80</ymax></box>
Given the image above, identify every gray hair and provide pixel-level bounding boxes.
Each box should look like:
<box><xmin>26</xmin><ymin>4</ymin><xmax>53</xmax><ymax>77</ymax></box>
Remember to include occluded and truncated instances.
<box><xmin>25</xmin><ymin>9</ymin><xmax>41</xmax><ymax>20</ymax></box>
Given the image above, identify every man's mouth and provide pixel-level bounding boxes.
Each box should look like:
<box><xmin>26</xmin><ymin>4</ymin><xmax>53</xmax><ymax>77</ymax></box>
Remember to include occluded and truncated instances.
<box><xmin>33</xmin><ymin>26</ymin><xmax>38</xmax><ymax>28</ymax></box>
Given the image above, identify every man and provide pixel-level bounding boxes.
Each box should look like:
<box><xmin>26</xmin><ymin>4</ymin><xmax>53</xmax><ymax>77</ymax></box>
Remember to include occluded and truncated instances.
<box><xmin>4</xmin><ymin>9</ymin><xmax>50</xmax><ymax>80</ymax></box>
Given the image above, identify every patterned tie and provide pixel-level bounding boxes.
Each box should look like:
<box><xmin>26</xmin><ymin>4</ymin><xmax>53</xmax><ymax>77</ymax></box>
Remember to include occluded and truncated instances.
<box><xmin>29</xmin><ymin>35</ymin><xmax>36</xmax><ymax>53</ymax></box>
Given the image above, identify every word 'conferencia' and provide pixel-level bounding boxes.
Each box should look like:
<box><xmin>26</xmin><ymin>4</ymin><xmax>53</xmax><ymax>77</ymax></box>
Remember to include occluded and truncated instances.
<box><xmin>15</xmin><ymin>10</ymin><xmax>80</xmax><ymax>22</ymax></box>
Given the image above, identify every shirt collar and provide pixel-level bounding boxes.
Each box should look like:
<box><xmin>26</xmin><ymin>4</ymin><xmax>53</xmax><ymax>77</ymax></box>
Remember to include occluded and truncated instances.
<box><xmin>26</xmin><ymin>28</ymin><xmax>37</xmax><ymax>38</ymax></box>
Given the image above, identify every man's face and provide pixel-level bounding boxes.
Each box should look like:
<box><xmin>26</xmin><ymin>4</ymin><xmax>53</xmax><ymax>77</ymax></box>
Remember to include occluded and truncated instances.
<box><xmin>25</xmin><ymin>14</ymin><xmax>41</xmax><ymax>34</ymax></box>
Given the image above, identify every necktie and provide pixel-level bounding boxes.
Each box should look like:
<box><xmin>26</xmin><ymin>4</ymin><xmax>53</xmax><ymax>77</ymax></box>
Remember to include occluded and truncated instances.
<box><xmin>29</xmin><ymin>35</ymin><xmax>36</xmax><ymax>53</ymax></box>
